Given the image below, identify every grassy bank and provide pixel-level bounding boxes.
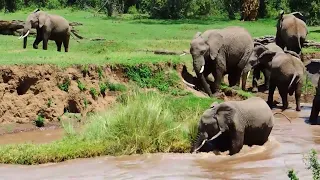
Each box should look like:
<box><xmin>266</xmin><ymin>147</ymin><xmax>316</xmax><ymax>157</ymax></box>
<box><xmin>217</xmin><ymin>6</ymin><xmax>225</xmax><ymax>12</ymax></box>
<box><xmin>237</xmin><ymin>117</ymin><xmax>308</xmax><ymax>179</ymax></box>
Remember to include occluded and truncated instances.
<box><xmin>0</xmin><ymin>91</ymin><xmax>217</xmax><ymax>165</ymax></box>
<box><xmin>1</xmin><ymin>9</ymin><xmax>320</xmax><ymax>66</ymax></box>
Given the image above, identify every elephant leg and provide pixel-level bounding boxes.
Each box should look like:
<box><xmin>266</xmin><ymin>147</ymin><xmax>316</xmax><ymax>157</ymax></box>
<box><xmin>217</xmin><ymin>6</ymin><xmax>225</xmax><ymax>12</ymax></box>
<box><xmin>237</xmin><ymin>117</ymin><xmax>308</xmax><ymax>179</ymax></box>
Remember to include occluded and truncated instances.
<box><xmin>252</xmin><ymin>68</ymin><xmax>260</xmax><ymax>93</ymax></box>
<box><xmin>212</xmin><ymin>69</ymin><xmax>224</xmax><ymax>94</ymax></box>
<box><xmin>33</xmin><ymin>28</ymin><xmax>43</xmax><ymax>49</ymax></box>
<box><xmin>55</xmin><ymin>41</ymin><xmax>62</xmax><ymax>52</ymax></box>
<box><xmin>229</xmin><ymin>131</ymin><xmax>244</xmax><ymax>155</ymax></box>
<box><xmin>267</xmin><ymin>80</ymin><xmax>276</xmax><ymax>108</ymax></box>
<box><xmin>42</xmin><ymin>31</ymin><xmax>51</xmax><ymax>50</ymax></box>
<box><xmin>309</xmin><ymin>95</ymin><xmax>320</xmax><ymax>125</ymax></box>
<box><xmin>63</xmin><ymin>35</ymin><xmax>70</xmax><ymax>52</ymax></box>
<box><xmin>241</xmin><ymin>70</ymin><xmax>249</xmax><ymax>91</ymax></box>
<box><xmin>295</xmin><ymin>82</ymin><xmax>302</xmax><ymax>111</ymax></box>
<box><xmin>279</xmin><ymin>86</ymin><xmax>289</xmax><ymax>110</ymax></box>
<box><xmin>262</xmin><ymin>68</ymin><xmax>271</xmax><ymax>92</ymax></box>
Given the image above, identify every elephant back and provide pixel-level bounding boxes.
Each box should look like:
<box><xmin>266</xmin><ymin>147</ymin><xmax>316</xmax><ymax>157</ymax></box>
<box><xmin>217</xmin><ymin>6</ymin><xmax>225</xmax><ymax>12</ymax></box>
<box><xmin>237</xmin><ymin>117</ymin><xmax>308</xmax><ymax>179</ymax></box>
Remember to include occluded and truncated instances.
<box><xmin>232</xmin><ymin>97</ymin><xmax>274</xmax><ymax>129</ymax></box>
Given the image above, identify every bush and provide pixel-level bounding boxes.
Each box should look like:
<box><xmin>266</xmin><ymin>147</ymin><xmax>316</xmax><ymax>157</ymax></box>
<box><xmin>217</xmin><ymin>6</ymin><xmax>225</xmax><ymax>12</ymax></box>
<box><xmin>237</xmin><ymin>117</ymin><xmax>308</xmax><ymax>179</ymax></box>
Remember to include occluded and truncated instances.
<box><xmin>127</xmin><ymin>5</ymin><xmax>138</xmax><ymax>14</ymax></box>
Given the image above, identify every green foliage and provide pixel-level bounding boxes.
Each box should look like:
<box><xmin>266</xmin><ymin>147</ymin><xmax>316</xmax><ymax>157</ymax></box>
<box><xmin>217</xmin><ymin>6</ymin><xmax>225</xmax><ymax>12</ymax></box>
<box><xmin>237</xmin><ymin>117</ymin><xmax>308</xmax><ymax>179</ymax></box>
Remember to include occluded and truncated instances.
<box><xmin>47</xmin><ymin>98</ymin><xmax>53</xmax><ymax>108</ymax></box>
<box><xmin>83</xmin><ymin>98</ymin><xmax>89</xmax><ymax>109</ymax></box>
<box><xmin>58</xmin><ymin>78</ymin><xmax>70</xmax><ymax>92</ymax></box>
<box><xmin>106</xmin><ymin>81</ymin><xmax>127</xmax><ymax>92</ymax></box>
<box><xmin>97</xmin><ymin>66</ymin><xmax>104</xmax><ymax>80</ymax></box>
<box><xmin>90</xmin><ymin>87</ymin><xmax>98</xmax><ymax>99</ymax></box>
<box><xmin>287</xmin><ymin>149</ymin><xmax>320</xmax><ymax>180</ymax></box>
<box><xmin>34</xmin><ymin>114</ymin><xmax>45</xmax><ymax>127</ymax></box>
<box><xmin>77</xmin><ymin>80</ymin><xmax>87</xmax><ymax>92</ymax></box>
<box><xmin>125</xmin><ymin>65</ymin><xmax>181</xmax><ymax>93</ymax></box>
<box><xmin>99</xmin><ymin>82</ymin><xmax>107</xmax><ymax>96</ymax></box>
<box><xmin>128</xmin><ymin>5</ymin><xmax>138</xmax><ymax>14</ymax></box>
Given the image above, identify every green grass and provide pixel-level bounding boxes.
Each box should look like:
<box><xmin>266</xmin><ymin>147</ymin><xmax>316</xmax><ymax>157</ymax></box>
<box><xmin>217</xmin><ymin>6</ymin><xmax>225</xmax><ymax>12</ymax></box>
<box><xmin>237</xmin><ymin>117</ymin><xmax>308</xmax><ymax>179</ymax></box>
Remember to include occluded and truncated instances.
<box><xmin>0</xmin><ymin>91</ymin><xmax>216</xmax><ymax>165</ymax></box>
<box><xmin>0</xmin><ymin>9</ymin><xmax>319</xmax><ymax>67</ymax></box>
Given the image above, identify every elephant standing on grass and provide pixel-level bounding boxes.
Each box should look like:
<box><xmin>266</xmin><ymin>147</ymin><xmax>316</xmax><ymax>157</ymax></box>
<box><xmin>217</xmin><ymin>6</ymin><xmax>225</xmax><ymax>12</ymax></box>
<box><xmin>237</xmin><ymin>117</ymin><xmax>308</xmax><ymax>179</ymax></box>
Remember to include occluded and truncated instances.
<box><xmin>19</xmin><ymin>9</ymin><xmax>79</xmax><ymax>52</ymax></box>
<box><xmin>185</xmin><ymin>26</ymin><xmax>254</xmax><ymax>97</ymax></box>
<box><xmin>249</xmin><ymin>42</ymin><xmax>284</xmax><ymax>92</ymax></box>
<box><xmin>191</xmin><ymin>97</ymin><xmax>291</xmax><ymax>155</ymax></box>
<box><xmin>276</xmin><ymin>10</ymin><xmax>308</xmax><ymax>55</ymax></box>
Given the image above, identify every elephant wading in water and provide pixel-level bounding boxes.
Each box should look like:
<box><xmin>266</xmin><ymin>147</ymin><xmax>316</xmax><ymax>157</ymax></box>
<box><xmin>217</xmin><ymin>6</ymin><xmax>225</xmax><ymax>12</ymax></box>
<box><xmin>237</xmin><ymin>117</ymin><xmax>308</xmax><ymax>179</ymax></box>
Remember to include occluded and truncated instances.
<box><xmin>19</xmin><ymin>9</ymin><xmax>80</xmax><ymax>52</ymax></box>
<box><xmin>276</xmin><ymin>10</ymin><xmax>308</xmax><ymax>55</ymax></box>
<box><xmin>249</xmin><ymin>42</ymin><xmax>284</xmax><ymax>93</ymax></box>
<box><xmin>191</xmin><ymin>97</ymin><xmax>291</xmax><ymax>155</ymax></box>
<box><xmin>185</xmin><ymin>26</ymin><xmax>254</xmax><ymax>97</ymax></box>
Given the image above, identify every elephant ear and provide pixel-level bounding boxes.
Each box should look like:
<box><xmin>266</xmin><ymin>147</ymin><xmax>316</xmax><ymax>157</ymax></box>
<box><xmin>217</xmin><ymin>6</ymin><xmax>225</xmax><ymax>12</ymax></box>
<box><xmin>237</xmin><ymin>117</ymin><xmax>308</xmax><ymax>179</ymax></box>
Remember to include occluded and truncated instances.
<box><xmin>291</xmin><ymin>11</ymin><xmax>307</xmax><ymax>23</ymax></box>
<box><xmin>214</xmin><ymin>103</ymin><xmax>236</xmax><ymax>132</ymax></box>
<box><xmin>258</xmin><ymin>50</ymin><xmax>277</xmax><ymax>65</ymax></box>
<box><xmin>193</xmin><ymin>32</ymin><xmax>202</xmax><ymax>39</ymax></box>
<box><xmin>38</xmin><ymin>12</ymin><xmax>47</xmax><ymax>28</ymax></box>
<box><xmin>284</xmin><ymin>50</ymin><xmax>301</xmax><ymax>59</ymax></box>
<box><xmin>210</xmin><ymin>101</ymin><xmax>219</xmax><ymax>108</ymax></box>
<box><xmin>206</xmin><ymin>32</ymin><xmax>223</xmax><ymax>60</ymax></box>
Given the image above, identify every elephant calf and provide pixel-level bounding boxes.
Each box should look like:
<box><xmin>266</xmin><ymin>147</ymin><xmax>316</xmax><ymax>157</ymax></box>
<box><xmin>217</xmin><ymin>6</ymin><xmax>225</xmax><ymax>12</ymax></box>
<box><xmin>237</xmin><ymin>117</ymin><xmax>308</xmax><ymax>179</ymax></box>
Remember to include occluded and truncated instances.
<box><xmin>249</xmin><ymin>42</ymin><xmax>284</xmax><ymax>92</ymax></box>
<box><xmin>191</xmin><ymin>97</ymin><xmax>291</xmax><ymax>155</ymax></box>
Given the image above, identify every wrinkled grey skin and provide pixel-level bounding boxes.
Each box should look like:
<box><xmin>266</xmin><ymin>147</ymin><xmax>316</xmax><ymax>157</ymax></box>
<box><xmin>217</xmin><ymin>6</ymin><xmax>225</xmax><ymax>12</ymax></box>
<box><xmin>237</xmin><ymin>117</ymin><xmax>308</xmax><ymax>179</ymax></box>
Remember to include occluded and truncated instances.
<box><xmin>258</xmin><ymin>50</ymin><xmax>305</xmax><ymax>111</ymax></box>
<box><xmin>21</xmin><ymin>9</ymin><xmax>71</xmax><ymax>52</ymax></box>
<box><xmin>188</xmin><ymin>26</ymin><xmax>254</xmax><ymax>97</ymax></box>
<box><xmin>191</xmin><ymin>97</ymin><xmax>274</xmax><ymax>155</ymax></box>
<box><xmin>276</xmin><ymin>11</ymin><xmax>308</xmax><ymax>56</ymax></box>
<box><xmin>249</xmin><ymin>42</ymin><xmax>284</xmax><ymax>92</ymax></box>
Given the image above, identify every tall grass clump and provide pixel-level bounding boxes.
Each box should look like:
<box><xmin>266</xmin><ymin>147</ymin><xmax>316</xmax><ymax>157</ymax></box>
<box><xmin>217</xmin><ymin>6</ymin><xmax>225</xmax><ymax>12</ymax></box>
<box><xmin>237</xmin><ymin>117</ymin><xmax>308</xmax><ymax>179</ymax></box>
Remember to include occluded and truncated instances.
<box><xmin>82</xmin><ymin>91</ymin><xmax>200</xmax><ymax>154</ymax></box>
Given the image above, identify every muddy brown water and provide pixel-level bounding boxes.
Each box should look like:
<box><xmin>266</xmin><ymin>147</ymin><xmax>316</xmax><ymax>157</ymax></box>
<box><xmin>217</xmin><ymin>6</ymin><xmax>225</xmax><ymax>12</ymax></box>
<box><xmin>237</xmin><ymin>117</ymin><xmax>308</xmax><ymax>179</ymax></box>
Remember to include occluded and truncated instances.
<box><xmin>0</xmin><ymin>103</ymin><xmax>320</xmax><ymax>179</ymax></box>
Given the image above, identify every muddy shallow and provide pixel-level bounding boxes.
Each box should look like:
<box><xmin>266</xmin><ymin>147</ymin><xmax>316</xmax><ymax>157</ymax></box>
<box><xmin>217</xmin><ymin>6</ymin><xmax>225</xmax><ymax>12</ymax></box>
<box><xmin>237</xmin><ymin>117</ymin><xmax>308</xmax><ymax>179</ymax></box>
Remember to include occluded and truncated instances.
<box><xmin>0</xmin><ymin>103</ymin><xmax>319</xmax><ymax>179</ymax></box>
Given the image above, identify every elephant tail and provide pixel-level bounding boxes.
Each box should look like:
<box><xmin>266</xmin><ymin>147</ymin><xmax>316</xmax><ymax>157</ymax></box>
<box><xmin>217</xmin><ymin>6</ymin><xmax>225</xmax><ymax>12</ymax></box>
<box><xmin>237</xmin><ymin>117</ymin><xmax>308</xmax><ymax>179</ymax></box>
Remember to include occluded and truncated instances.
<box><xmin>288</xmin><ymin>72</ymin><xmax>301</xmax><ymax>95</ymax></box>
<box><xmin>273</xmin><ymin>112</ymin><xmax>292</xmax><ymax>123</ymax></box>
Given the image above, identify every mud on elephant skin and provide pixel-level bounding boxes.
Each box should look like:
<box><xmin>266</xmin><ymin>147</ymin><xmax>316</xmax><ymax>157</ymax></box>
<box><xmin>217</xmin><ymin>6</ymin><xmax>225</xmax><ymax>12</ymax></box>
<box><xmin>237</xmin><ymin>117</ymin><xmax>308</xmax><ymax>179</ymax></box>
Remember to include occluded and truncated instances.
<box><xmin>19</xmin><ymin>9</ymin><xmax>80</xmax><ymax>52</ymax></box>
<box><xmin>188</xmin><ymin>26</ymin><xmax>254</xmax><ymax>97</ymax></box>
<box><xmin>275</xmin><ymin>10</ymin><xmax>308</xmax><ymax>56</ymax></box>
<box><xmin>190</xmin><ymin>97</ymin><xmax>292</xmax><ymax>155</ymax></box>
<box><xmin>249</xmin><ymin>42</ymin><xmax>284</xmax><ymax>93</ymax></box>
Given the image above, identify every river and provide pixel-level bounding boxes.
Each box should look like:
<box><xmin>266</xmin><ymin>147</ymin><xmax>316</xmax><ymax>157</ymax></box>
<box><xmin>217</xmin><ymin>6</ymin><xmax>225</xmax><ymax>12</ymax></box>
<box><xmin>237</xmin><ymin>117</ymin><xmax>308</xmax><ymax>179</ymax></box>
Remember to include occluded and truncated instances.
<box><xmin>0</xmin><ymin>102</ymin><xmax>319</xmax><ymax>179</ymax></box>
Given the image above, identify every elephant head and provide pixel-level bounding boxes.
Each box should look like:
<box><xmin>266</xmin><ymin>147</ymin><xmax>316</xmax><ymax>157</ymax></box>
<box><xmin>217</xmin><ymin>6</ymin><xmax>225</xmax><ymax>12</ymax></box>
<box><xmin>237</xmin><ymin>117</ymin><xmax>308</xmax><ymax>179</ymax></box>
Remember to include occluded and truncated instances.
<box><xmin>19</xmin><ymin>9</ymin><xmax>47</xmax><ymax>48</ymax></box>
<box><xmin>191</xmin><ymin>101</ymin><xmax>233</xmax><ymax>153</ymax></box>
<box><xmin>189</xmin><ymin>31</ymin><xmax>223</xmax><ymax>96</ymax></box>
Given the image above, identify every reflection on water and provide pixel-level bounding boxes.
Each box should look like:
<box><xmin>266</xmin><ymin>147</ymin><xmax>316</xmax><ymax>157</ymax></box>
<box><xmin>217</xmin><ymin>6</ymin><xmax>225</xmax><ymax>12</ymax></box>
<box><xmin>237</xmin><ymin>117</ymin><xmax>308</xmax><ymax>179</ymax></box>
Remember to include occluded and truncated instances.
<box><xmin>0</xmin><ymin>103</ymin><xmax>319</xmax><ymax>179</ymax></box>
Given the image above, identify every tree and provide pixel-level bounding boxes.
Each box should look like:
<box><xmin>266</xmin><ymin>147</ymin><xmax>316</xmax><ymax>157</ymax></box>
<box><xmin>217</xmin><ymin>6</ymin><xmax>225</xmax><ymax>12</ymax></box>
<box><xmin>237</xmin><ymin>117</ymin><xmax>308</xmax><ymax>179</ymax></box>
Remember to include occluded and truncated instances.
<box><xmin>241</xmin><ymin>0</ymin><xmax>260</xmax><ymax>21</ymax></box>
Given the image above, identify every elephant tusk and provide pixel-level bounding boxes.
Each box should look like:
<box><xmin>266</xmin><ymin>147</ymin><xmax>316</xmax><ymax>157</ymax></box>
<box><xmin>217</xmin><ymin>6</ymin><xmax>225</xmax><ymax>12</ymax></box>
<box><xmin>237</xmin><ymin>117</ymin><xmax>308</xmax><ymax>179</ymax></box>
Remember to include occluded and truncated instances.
<box><xmin>247</xmin><ymin>71</ymin><xmax>251</xmax><ymax>79</ymax></box>
<box><xmin>207</xmin><ymin>131</ymin><xmax>222</xmax><ymax>141</ymax></box>
<box><xmin>18</xmin><ymin>30</ymin><xmax>30</xmax><ymax>39</ymax></box>
<box><xmin>199</xmin><ymin>66</ymin><xmax>204</xmax><ymax>74</ymax></box>
<box><xmin>180</xmin><ymin>53</ymin><xmax>186</xmax><ymax>56</ymax></box>
<box><xmin>192</xmin><ymin>131</ymin><xmax>222</xmax><ymax>153</ymax></box>
<box><xmin>182</xmin><ymin>79</ymin><xmax>195</xmax><ymax>88</ymax></box>
<box><xmin>193</xmin><ymin>139</ymin><xmax>207</xmax><ymax>153</ymax></box>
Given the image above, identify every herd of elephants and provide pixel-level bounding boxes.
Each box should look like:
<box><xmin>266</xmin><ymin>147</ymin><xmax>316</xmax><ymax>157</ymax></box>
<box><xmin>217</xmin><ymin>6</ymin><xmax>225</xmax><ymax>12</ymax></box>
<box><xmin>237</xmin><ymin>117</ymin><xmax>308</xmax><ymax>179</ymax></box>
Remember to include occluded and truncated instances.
<box><xmin>17</xmin><ymin>9</ymin><xmax>320</xmax><ymax>156</ymax></box>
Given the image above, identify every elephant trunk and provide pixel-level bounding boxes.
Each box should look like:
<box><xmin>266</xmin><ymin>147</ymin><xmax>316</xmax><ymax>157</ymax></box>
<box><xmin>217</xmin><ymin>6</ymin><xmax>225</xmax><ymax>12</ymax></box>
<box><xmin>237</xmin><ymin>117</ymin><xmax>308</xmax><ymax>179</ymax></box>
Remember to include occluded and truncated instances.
<box><xmin>20</xmin><ymin>23</ymin><xmax>31</xmax><ymax>49</ymax></box>
<box><xmin>191</xmin><ymin>131</ymin><xmax>206</xmax><ymax>153</ymax></box>
<box><xmin>196</xmin><ymin>70</ymin><xmax>212</xmax><ymax>97</ymax></box>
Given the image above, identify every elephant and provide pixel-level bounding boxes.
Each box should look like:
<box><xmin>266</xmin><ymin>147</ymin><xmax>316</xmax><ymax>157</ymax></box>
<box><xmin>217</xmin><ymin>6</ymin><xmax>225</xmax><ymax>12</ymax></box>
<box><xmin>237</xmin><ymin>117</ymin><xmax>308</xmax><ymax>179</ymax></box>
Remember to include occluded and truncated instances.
<box><xmin>252</xmin><ymin>50</ymin><xmax>305</xmax><ymax>111</ymax></box>
<box><xmin>18</xmin><ymin>9</ymin><xmax>78</xmax><ymax>52</ymax></box>
<box><xmin>249</xmin><ymin>42</ymin><xmax>284</xmax><ymax>92</ymax></box>
<box><xmin>190</xmin><ymin>97</ymin><xmax>291</xmax><ymax>155</ymax></box>
<box><xmin>309</xmin><ymin>77</ymin><xmax>320</xmax><ymax>125</ymax></box>
<box><xmin>276</xmin><ymin>10</ymin><xmax>308</xmax><ymax>56</ymax></box>
<box><xmin>185</xmin><ymin>26</ymin><xmax>254</xmax><ymax>97</ymax></box>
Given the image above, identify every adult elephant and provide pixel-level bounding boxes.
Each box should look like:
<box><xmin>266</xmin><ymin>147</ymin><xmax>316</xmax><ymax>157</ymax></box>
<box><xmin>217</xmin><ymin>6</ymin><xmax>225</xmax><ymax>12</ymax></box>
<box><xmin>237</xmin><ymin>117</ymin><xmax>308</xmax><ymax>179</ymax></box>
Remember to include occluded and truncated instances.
<box><xmin>186</xmin><ymin>26</ymin><xmax>254</xmax><ymax>97</ymax></box>
<box><xmin>190</xmin><ymin>97</ymin><xmax>291</xmax><ymax>155</ymax></box>
<box><xmin>252</xmin><ymin>50</ymin><xmax>305</xmax><ymax>111</ymax></box>
<box><xmin>19</xmin><ymin>9</ymin><xmax>77</xmax><ymax>52</ymax></box>
<box><xmin>249</xmin><ymin>42</ymin><xmax>284</xmax><ymax>92</ymax></box>
<box><xmin>276</xmin><ymin>10</ymin><xmax>308</xmax><ymax>55</ymax></box>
